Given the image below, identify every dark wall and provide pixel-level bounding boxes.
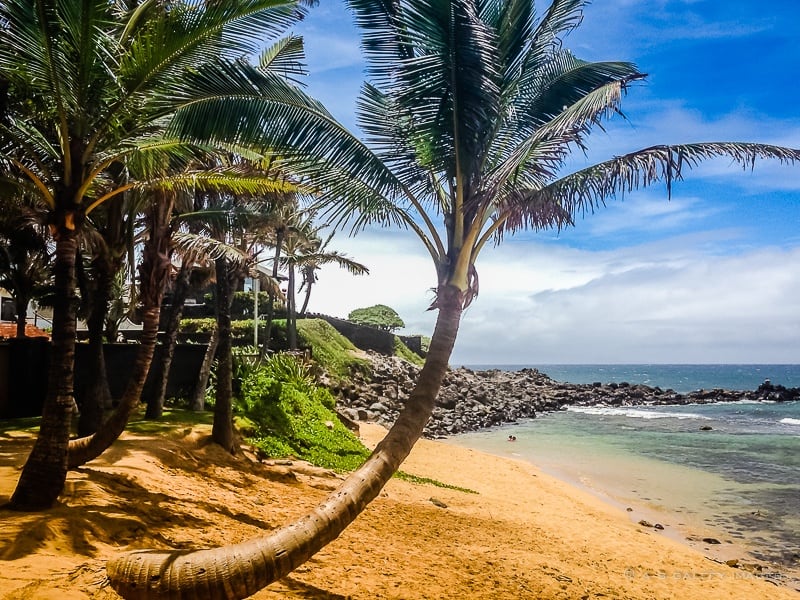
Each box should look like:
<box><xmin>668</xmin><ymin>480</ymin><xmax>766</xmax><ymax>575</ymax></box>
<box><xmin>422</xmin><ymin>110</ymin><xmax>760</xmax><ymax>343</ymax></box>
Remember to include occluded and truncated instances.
<box><xmin>0</xmin><ymin>339</ymin><xmax>208</xmax><ymax>419</ymax></box>
<box><xmin>316</xmin><ymin>315</ymin><xmax>396</xmax><ymax>355</ymax></box>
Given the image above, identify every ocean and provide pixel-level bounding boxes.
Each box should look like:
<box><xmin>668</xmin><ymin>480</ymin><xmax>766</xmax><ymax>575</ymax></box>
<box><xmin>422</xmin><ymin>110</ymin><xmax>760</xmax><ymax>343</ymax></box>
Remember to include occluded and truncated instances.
<box><xmin>459</xmin><ymin>363</ymin><xmax>800</xmax><ymax>394</ymax></box>
<box><xmin>449</xmin><ymin>365</ymin><xmax>800</xmax><ymax>585</ymax></box>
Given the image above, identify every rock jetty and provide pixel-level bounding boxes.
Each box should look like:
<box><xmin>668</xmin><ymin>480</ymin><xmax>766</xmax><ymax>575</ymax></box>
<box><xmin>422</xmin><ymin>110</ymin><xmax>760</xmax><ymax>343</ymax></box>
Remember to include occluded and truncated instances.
<box><xmin>330</xmin><ymin>353</ymin><xmax>800</xmax><ymax>437</ymax></box>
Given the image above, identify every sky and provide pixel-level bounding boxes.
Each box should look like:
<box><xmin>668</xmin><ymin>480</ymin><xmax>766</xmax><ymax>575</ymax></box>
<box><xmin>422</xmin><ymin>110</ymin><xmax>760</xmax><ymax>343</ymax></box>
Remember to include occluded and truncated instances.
<box><xmin>289</xmin><ymin>0</ymin><xmax>800</xmax><ymax>366</ymax></box>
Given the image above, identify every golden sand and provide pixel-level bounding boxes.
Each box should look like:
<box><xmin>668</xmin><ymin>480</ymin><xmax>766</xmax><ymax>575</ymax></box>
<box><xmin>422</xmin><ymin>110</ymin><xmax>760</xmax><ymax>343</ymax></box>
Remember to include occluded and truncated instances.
<box><xmin>0</xmin><ymin>423</ymin><xmax>794</xmax><ymax>599</ymax></box>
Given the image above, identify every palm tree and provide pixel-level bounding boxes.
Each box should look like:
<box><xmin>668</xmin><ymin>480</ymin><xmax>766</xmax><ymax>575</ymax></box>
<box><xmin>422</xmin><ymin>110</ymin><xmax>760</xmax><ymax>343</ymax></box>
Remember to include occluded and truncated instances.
<box><xmin>0</xmin><ymin>198</ymin><xmax>51</xmax><ymax>338</ymax></box>
<box><xmin>0</xmin><ymin>0</ymin><xmax>319</xmax><ymax>510</ymax></box>
<box><xmin>105</xmin><ymin>0</ymin><xmax>800</xmax><ymax>597</ymax></box>
<box><xmin>280</xmin><ymin>215</ymin><xmax>368</xmax><ymax>347</ymax></box>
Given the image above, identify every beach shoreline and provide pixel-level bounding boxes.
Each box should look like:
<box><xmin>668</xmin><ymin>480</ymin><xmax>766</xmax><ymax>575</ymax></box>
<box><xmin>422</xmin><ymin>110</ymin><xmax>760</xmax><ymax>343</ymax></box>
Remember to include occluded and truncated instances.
<box><xmin>4</xmin><ymin>421</ymin><xmax>796</xmax><ymax>599</ymax></box>
<box><xmin>450</xmin><ymin>411</ymin><xmax>800</xmax><ymax>593</ymax></box>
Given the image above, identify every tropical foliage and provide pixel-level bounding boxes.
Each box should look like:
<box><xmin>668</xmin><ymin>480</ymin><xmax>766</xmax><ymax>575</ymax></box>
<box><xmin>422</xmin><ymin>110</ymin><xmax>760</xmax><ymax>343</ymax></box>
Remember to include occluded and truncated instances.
<box><xmin>106</xmin><ymin>1</ymin><xmax>799</xmax><ymax>598</ymax></box>
<box><xmin>0</xmin><ymin>0</ymin><xmax>336</xmax><ymax>508</ymax></box>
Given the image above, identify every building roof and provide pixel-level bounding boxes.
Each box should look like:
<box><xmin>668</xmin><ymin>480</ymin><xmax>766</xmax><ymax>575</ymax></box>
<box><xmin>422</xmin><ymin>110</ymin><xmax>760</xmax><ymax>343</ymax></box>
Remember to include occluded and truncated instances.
<box><xmin>0</xmin><ymin>323</ymin><xmax>51</xmax><ymax>339</ymax></box>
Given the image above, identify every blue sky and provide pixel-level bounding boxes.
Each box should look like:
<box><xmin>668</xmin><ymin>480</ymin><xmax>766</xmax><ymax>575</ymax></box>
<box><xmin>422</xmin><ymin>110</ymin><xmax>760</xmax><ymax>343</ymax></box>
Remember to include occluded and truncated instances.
<box><xmin>292</xmin><ymin>0</ymin><xmax>800</xmax><ymax>365</ymax></box>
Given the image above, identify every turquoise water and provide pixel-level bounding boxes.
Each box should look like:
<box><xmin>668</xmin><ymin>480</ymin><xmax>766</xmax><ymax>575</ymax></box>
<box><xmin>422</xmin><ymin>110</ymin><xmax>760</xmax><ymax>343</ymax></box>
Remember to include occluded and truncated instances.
<box><xmin>460</xmin><ymin>363</ymin><xmax>800</xmax><ymax>394</ymax></box>
<box><xmin>450</xmin><ymin>389</ymin><xmax>800</xmax><ymax>577</ymax></box>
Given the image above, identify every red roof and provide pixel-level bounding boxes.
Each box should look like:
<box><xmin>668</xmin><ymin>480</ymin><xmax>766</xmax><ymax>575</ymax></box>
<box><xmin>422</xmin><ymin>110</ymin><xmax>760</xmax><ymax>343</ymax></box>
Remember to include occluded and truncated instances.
<box><xmin>0</xmin><ymin>323</ymin><xmax>51</xmax><ymax>339</ymax></box>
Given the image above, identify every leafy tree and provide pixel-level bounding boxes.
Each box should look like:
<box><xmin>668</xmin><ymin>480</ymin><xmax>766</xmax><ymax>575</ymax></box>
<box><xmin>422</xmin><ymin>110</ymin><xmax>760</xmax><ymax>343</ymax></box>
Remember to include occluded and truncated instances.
<box><xmin>348</xmin><ymin>304</ymin><xmax>404</xmax><ymax>331</ymax></box>
<box><xmin>280</xmin><ymin>212</ymin><xmax>368</xmax><ymax>348</ymax></box>
<box><xmin>297</xmin><ymin>227</ymin><xmax>368</xmax><ymax>317</ymax></box>
<box><xmin>0</xmin><ymin>0</ymin><xmax>320</xmax><ymax>510</ymax></box>
<box><xmin>106</xmin><ymin>0</ymin><xmax>800</xmax><ymax>597</ymax></box>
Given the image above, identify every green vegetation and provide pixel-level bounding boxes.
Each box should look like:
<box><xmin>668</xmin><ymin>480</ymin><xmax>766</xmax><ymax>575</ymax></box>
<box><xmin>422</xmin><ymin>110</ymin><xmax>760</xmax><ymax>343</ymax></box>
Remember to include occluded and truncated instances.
<box><xmin>127</xmin><ymin>409</ymin><xmax>214</xmax><ymax>435</ymax></box>
<box><xmin>393</xmin><ymin>336</ymin><xmax>424</xmax><ymax>367</ymax></box>
<box><xmin>347</xmin><ymin>304</ymin><xmax>405</xmax><ymax>331</ymax></box>
<box><xmin>295</xmin><ymin>319</ymin><xmax>372</xmax><ymax>381</ymax></box>
<box><xmin>395</xmin><ymin>471</ymin><xmax>477</xmax><ymax>494</ymax></box>
<box><xmin>237</xmin><ymin>354</ymin><xmax>370</xmax><ymax>471</ymax></box>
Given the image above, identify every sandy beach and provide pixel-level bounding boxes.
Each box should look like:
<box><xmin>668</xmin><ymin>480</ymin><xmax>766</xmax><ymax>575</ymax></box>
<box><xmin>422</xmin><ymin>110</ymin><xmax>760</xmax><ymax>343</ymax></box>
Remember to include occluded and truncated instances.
<box><xmin>0</xmin><ymin>422</ymin><xmax>795</xmax><ymax>599</ymax></box>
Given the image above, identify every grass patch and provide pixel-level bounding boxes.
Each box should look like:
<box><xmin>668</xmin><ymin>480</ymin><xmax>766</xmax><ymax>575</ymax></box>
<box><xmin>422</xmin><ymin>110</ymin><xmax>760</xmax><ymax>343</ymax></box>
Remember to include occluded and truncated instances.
<box><xmin>393</xmin><ymin>336</ymin><xmax>425</xmax><ymax>366</ymax></box>
<box><xmin>0</xmin><ymin>416</ymin><xmax>41</xmax><ymax>435</ymax></box>
<box><xmin>127</xmin><ymin>409</ymin><xmax>213</xmax><ymax>435</ymax></box>
<box><xmin>395</xmin><ymin>471</ymin><xmax>478</xmax><ymax>494</ymax></box>
<box><xmin>295</xmin><ymin>319</ymin><xmax>372</xmax><ymax>381</ymax></box>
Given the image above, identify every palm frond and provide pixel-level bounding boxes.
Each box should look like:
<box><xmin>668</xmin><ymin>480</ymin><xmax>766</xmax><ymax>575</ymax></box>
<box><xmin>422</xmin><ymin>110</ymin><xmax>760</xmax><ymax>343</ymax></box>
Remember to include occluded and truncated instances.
<box><xmin>172</xmin><ymin>230</ymin><xmax>249</xmax><ymax>265</ymax></box>
<box><xmin>136</xmin><ymin>169</ymin><xmax>301</xmax><ymax>197</ymax></box>
<box><xmin>496</xmin><ymin>142</ymin><xmax>800</xmax><ymax>238</ymax></box>
<box><xmin>486</xmin><ymin>76</ymin><xmax>639</xmax><ymax>199</ymax></box>
<box><xmin>259</xmin><ymin>35</ymin><xmax>307</xmax><ymax>81</ymax></box>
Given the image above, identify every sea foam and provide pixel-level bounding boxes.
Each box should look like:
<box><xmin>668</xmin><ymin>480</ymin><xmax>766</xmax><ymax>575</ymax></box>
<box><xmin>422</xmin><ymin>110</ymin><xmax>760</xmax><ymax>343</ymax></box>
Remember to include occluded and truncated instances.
<box><xmin>567</xmin><ymin>406</ymin><xmax>710</xmax><ymax>420</ymax></box>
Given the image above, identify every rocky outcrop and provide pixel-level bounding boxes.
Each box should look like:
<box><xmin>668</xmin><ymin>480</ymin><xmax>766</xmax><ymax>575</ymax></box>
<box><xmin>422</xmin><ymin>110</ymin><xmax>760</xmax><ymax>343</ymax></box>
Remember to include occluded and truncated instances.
<box><xmin>329</xmin><ymin>353</ymin><xmax>800</xmax><ymax>438</ymax></box>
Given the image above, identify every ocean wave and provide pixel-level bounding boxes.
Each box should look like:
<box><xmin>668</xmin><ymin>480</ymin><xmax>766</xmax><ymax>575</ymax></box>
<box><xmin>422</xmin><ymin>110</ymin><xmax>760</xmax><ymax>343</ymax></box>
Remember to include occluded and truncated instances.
<box><xmin>780</xmin><ymin>418</ymin><xmax>800</xmax><ymax>426</ymax></box>
<box><xmin>567</xmin><ymin>406</ymin><xmax>710</xmax><ymax>420</ymax></box>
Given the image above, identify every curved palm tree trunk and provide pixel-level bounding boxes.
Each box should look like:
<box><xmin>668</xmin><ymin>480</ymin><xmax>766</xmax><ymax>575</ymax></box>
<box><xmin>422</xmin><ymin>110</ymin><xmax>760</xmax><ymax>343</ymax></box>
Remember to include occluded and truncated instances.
<box><xmin>9</xmin><ymin>231</ymin><xmax>79</xmax><ymax>510</ymax></box>
<box><xmin>106</xmin><ymin>284</ymin><xmax>463</xmax><ymax>599</ymax></box>
<box><xmin>190</xmin><ymin>325</ymin><xmax>218</xmax><ymax>411</ymax></box>
<box><xmin>146</xmin><ymin>262</ymin><xmax>191</xmax><ymax>419</ymax></box>
<box><xmin>68</xmin><ymin>195</ymin><xmax>172</xmax><ymax>468</ymax></box>
<box><xmin>211</xmin><ymin>256</ymin><xmax>235</xmax><ymax>452</ymax></box>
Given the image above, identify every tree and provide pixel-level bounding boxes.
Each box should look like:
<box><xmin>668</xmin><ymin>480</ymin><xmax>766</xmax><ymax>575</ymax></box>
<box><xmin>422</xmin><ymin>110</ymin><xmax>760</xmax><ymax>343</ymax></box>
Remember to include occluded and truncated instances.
<box><xmin>106</xmin><ymin>0</ymin><xmax>800</xmax><ymax>596</ymax></box>
<box><xmin>348</xmin><ymin>304</ymin><xmax>404</xmax><ymax>331</ymax></box>
<box><xmin>0</xmin><ymin>199</ymin><xmax>51</xmax><ymax>338</ymax></box>
<box><xmin>280</xmin><ymin>212</ymin><xmax>368</xmax><ymax>348</ymax></box>
<box><xmin>0</xmin><ymin>0</ymin><xmax>318</xmax><ymax>510</ymax></box>
<box><xmin>298</xmin><ymin>228</ymin><xmax>368</xmax><ymax>317</ymax></box>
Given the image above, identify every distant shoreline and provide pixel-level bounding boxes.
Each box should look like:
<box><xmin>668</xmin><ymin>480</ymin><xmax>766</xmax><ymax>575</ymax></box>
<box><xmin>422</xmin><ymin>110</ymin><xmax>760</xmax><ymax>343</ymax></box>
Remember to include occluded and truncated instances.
<box><xmin>455</xmin><ymin>363</ymin><xmax>800</xmax><ymax>395</ymax></box>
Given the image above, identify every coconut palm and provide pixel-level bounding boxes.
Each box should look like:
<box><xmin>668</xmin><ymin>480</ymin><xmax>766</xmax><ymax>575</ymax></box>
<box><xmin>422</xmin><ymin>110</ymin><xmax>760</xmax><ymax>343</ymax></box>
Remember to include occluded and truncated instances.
<box><xmin>0</xmin><ymin>0</ymin><xmax>331</xmax><ymax>509</ymax></box>
<box><xmin>280</xmin><ymin>215</ymin><xmax>368</xmax><ymax>347</ymax></box>
<box><xmin>115</xmin><ymin>1</ymin><xmax>800</xmax><ymax>598</ymax></box>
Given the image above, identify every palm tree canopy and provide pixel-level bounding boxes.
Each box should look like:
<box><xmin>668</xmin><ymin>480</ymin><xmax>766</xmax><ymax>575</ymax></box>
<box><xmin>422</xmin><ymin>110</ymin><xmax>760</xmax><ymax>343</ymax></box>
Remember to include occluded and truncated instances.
<box><xmin>0</xmin><ymin>0</ymin><xmax>309</xmax><ymax>221</ymax></box>
<box><xmin>251</xmin><ymin>0</ymin><xmax>799</xmax><ymax>306</ymax></box>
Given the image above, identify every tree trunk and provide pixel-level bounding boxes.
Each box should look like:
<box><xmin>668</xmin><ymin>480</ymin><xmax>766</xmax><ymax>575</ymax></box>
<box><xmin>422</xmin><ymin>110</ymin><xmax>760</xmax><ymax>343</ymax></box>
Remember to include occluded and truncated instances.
<box><xmin>8</xmin><ymin>231</ymin><xmax>79</xmax><ymax>510</ymax></box>
<box><xmin>146</xmin><ymin>262</ymin><xmax>191</xmax><ymax>419</ymax></box>
<box><xmin>67</xmin><ymin>305</ymin><xmax>161</xmax><ymax>468</ymax></box>
<box><xmin>287</xmin><ymin>263</ymin><xmax>297</xmax><ymax>350</ymax></box>
<box><xmin>14</xmin><ymin>293</ymin><xmax>28</xmax><ymax>338</ymax></box>
<box><xmin>106</xmin><ymin>284</ymin><xmax>464</xmax><ymax>599</ymax></box>
<box><xmin>211</xmin><ymin>256</ymin><xmax>235</xmax><ymax>453</ymax></box>
<box><xmin>77</xmin><ymin>258</ymin><xmax>114</xmax><ymax>436</ymax></box>
<box><xmin>263</xmin><ymin>229</ymin><xmax>283</xmax><ymax>352</ymax></box>
<box><xmin>190</xmin><ymin>325</ymin><xmax>218</xmax><ymax>412</ymax></box>
<box><xmin>298</xmin><ymin>268</ymin><xmax>313</xmax><ymax>317</ymax></box>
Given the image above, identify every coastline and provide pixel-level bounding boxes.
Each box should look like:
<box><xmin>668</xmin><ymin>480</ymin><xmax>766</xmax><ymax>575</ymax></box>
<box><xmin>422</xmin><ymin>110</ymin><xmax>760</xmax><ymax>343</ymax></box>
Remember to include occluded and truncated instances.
<box><xmin>2</xmin><ymin>422</ymin><xmax>797</xmax><ymax>599</ymax></box>
<box><xmin>448</xmin><ymin>417</ymin><xmax>800</xmax><ymax>592</ymax></box>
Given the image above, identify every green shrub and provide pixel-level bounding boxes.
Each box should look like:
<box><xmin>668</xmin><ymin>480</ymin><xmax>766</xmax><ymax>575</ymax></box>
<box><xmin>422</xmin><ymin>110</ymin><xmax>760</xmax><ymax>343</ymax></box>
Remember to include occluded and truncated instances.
<box><xmin>238</xmin><ymin>354</ymin><xmax>370</xmax><ymax>471</ymax></box>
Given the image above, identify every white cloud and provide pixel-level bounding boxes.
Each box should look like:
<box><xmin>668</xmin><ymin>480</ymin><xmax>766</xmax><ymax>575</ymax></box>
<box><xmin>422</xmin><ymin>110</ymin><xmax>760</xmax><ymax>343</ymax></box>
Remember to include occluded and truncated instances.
<box><xmin>450</xmin><ymin>241</ymin><xmax>800</xmax><ymax>365</ymax></box>
<box><xmin>308</xmin><ymin>227</ymin><xmax>800</xmax><ymax>366</ymax></box>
